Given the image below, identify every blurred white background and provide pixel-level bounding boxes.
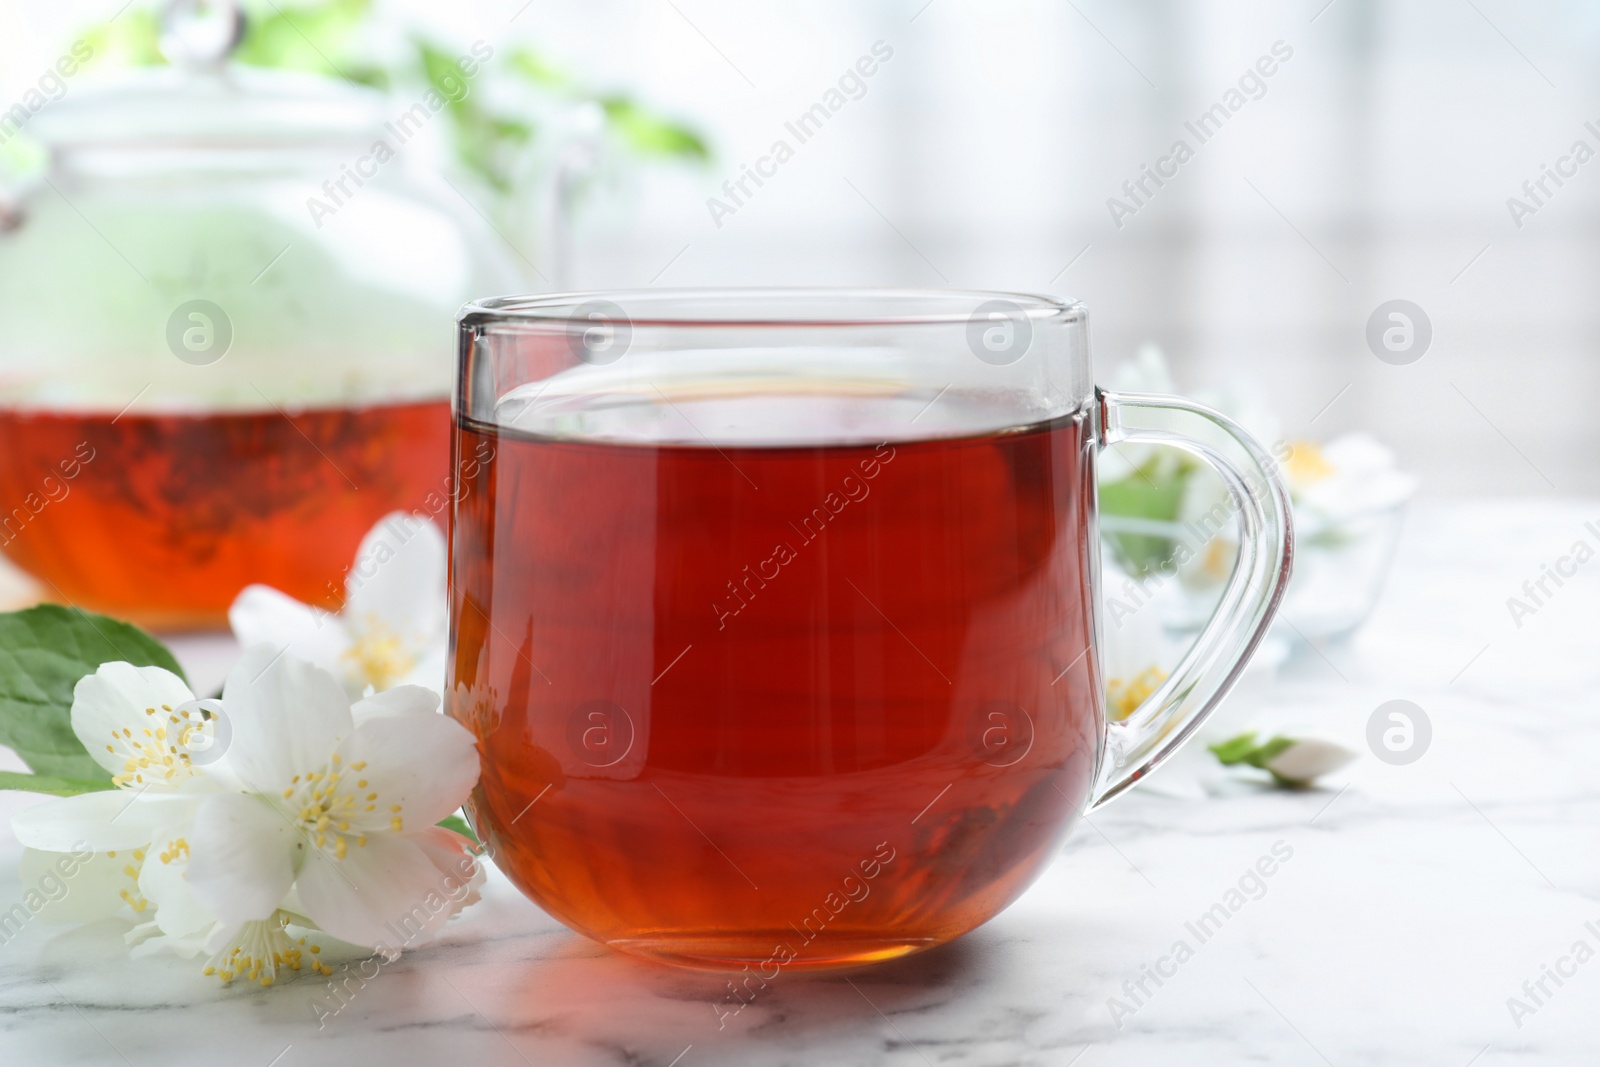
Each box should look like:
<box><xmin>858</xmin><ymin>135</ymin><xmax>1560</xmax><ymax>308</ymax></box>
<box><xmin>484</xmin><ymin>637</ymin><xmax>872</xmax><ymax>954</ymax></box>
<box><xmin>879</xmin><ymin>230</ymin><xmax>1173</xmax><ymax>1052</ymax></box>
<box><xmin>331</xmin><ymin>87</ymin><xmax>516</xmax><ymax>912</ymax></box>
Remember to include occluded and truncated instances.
<box><xmin>3</xmin><ymin>0</ymin><xmax>1596</xmax><ymax>495</ymax></box>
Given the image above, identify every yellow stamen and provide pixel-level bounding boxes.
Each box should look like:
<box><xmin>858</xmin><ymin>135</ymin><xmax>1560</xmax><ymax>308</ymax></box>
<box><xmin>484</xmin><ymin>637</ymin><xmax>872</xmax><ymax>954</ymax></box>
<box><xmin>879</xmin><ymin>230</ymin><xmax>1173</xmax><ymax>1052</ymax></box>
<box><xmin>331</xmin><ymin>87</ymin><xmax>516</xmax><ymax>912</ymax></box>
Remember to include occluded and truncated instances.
<box><xmin>1283</xmin><ymin>439</ymin><xmax>1335</xmax><ymax>486</ymax></box>
<box><xmin>1108</xmin><ymin>666</ymin><xmax>1168</xmax><ymax>721</ymax></box>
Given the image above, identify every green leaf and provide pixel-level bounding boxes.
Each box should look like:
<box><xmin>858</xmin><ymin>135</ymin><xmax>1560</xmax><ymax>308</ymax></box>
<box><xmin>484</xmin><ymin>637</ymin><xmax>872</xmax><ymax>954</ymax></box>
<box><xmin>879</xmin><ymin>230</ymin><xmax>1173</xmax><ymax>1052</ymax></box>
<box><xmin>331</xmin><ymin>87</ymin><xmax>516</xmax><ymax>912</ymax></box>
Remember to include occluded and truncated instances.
<box><xmin>436</xmin><ymin>813</ymin><xmax>479</xmax><ymax>846</ymax></box>
<box><xmin>601</xmin><ymin>97</ymin><xmax>710</xmax><ymax>161</ymax></box>
<box><xmin>1099</xmin><ymin>470</ymin><xmax>1186</xmax><ymax>522</ymax></box>
<box><xmin>489</xmin><ymin>118</ymin><xmax>536</xmax><ymax>145</ymax></box>
<box><xmin>0</xmin><ymin>771</ymin><xmax>118</xmax><ymax>797</ymax></box>
<box><xmin>1208</xmin><ymin>731</ymin><xmax>1262</xmax><ymax>766</ymax></box>
<box><xmin>76</xmin><ymin>0</ymin><xmax>384</xmax><ymax>83</ymax></box>
<box><xmin>77</xmin><ymin>11</ymin><xmax>166</xmax><ymax>71</ymax></box>
<box><xmin>417</xmin><ymin>39</ymin><xmax>475</xmax><ymax>108</ymax></box>
<box><xmin>0</xmin><ymin>605</ymin><xmax>185</xmax><ymax>781</ymax></box>
<box><xmin>0</xmin><ymin>133</ymin><xmax>47</xmax><ymax>186</ymax></box>
<box><xmin>70</xmin><ymin>4</ymin><xmax>711</xmax><ymax>221</ymax></box>
<box><xmin>1099</xmin><ymin>462</ymin><xmax>1189</xmax><ymax>576</ymax></box>
<box><xmin>507</xmin><ymin>47</ymin><xmax>570</xmax><ymax>89</ymax></box>
<box><xmin>1251</xmin><ymin>736</ymin><xmax>1297</xmax><ymax>765</ymax></box>
<box><xmin>1209</xmin><ymin>731</ymin><xmax>1297</xmax><ymax>771</ymax></box>
<box><xmin>232</xmin><ymin>0</ymin><xmax>379</xmax><ymax>82</ymax></box>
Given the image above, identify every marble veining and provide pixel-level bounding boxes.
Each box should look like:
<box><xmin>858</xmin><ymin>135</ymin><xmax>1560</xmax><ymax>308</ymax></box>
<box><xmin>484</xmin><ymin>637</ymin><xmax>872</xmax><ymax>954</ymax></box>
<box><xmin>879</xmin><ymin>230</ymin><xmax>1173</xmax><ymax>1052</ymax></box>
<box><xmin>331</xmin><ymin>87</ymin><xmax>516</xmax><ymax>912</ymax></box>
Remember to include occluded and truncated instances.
<box><xmin>1</xmin><ymin>500</ymin><xmax>1597</xmax><ymax>1065</ymax></box>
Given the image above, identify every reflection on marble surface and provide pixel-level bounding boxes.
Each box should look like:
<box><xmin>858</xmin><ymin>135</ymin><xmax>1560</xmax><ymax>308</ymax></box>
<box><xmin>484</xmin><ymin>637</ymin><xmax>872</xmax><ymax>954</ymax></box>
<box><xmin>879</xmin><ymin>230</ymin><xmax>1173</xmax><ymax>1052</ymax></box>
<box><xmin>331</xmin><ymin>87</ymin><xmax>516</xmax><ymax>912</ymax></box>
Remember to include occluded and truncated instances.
<box><xmin>2</xmin><ymin>500</ymin><xmax>1599</xmax><ymax>1065</ymax></box>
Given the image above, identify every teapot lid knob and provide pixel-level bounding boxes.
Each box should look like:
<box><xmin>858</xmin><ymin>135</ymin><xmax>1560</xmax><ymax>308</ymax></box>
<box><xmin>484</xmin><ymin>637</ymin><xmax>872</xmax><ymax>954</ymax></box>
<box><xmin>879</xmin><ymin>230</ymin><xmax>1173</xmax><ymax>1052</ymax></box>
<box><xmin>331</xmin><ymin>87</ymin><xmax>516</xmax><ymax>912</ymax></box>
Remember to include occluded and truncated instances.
<box><xmin>160</xmin><ymin>0</ymin><xmax>246</xmax><ymax>69</ymax></box>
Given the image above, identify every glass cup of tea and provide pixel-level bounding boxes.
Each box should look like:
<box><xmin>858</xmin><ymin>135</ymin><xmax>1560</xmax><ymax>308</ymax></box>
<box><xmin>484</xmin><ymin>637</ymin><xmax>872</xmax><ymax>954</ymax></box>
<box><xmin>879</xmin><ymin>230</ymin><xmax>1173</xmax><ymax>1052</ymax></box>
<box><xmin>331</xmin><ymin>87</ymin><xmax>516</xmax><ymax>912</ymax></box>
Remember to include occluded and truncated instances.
<box><xmin>449</xmin><ymin>289</ymin><xmax>1292</xmax><ymax>970</ymax></box>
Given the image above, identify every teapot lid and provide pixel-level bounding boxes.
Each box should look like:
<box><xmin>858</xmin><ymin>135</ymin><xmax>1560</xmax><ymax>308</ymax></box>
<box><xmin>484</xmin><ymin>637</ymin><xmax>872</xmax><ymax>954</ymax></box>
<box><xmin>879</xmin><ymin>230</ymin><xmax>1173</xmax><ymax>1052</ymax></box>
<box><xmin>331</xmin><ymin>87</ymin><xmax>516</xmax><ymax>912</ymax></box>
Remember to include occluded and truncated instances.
<box><xmin>29</xmin><ymin>0</ymin><xmax>389</xmax><ymax>150</ymax></box>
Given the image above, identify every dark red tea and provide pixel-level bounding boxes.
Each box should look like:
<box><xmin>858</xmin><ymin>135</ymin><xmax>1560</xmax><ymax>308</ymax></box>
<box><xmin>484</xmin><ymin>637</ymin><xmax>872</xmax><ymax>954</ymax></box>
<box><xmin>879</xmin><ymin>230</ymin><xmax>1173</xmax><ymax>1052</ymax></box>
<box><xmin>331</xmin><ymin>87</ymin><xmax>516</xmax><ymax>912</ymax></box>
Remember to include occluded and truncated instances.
<box><xmin>450</xmin><ymin>401</ymin><xmax>1103</xmax><ymax>969</ymax></box>
<box><xmin>0</xmin><ymin>399</ymin><xmax>451</xmax><ymax>628</ymax></box>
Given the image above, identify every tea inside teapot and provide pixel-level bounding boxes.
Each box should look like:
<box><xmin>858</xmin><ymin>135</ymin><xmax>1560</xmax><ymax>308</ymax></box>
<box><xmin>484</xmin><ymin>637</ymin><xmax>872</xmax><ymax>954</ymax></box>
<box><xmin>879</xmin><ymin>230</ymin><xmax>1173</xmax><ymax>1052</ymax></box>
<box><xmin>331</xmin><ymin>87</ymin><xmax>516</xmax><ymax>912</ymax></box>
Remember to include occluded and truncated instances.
<box><xmin>0</xmin><ymin>7</ymin><xmax>519</xmax><ymax>626</ymax></box>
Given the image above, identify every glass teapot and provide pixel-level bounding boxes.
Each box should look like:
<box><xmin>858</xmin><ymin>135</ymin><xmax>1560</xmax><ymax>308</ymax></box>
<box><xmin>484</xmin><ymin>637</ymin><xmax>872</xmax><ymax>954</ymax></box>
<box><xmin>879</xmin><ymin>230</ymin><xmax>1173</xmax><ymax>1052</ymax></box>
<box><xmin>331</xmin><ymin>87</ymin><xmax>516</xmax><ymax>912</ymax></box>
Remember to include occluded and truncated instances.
<box><xmin>0</xmin><ymin>0</ymin><xmax>521</xmax><ymax>628</ymax></box>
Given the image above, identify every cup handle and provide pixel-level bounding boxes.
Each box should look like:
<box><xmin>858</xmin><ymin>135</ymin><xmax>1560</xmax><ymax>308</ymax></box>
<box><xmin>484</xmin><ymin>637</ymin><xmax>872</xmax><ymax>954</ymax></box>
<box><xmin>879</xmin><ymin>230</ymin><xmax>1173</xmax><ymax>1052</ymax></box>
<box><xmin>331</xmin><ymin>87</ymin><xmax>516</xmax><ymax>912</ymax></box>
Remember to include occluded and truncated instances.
<box><xmin>1087</xmin><ymin>387</ymin><xmax>1295</xmax><ymax>809</ymax></box>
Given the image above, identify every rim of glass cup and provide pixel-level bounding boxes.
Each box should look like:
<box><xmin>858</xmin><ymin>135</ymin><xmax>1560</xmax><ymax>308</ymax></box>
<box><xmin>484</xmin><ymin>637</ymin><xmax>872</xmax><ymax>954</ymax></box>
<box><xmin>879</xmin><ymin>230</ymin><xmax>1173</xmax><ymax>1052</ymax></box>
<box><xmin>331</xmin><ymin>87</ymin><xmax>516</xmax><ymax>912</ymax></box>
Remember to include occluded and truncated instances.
<box><xmin>458</xmin><ymin>287</ymin><xmax>1086</xmax><ymax>329</ymax></box>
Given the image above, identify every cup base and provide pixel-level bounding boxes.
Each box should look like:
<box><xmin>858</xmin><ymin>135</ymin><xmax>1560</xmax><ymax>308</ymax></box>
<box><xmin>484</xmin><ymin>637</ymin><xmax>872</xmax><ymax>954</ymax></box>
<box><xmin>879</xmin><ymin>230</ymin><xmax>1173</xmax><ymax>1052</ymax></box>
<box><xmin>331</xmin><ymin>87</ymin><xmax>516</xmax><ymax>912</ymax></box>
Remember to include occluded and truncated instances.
<box><xmin>604</xmin><ymin>933</ymin><xmax>942</xmax><ymax>972</ymax></box>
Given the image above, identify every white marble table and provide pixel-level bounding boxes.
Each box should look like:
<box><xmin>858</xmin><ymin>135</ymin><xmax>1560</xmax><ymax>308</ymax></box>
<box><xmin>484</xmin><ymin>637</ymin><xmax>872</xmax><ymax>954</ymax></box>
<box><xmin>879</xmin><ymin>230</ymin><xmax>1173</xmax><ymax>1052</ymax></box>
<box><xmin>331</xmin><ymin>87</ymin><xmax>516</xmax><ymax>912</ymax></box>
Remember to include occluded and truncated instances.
<box><xmin>1</xmin><ymin>499</ymin><xmax>1596</xmax><ymax>1066</ymax></box>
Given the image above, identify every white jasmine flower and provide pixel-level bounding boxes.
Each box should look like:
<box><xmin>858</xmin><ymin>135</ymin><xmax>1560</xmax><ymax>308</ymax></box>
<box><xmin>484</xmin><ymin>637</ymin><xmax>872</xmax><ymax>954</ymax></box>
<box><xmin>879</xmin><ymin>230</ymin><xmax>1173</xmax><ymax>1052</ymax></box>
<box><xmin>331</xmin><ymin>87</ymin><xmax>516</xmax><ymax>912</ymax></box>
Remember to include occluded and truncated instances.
<box><xmin>1176</xmin><ymin>433</ymin><xmax>1417</xmax><ymax>594</ymax></box>
<box><xmin>1108</xmin><ymin>342</ymin><xmax>1179</xmax><ymax>395</ymax></box>
<box><xmin>1260</xmin><ymin>738</ymin><xmax>1358</xmax><ymax>786</ymax></box>
<box><xmin>411</xmin><ymin>823</ymin><xmax>488</xmax><ymax>913</ymax></box>
<box><xmin>10</xmin><ymin>650</ymin><xmax>483</xmax><ymax>986</ymax></box>
<box><xmin>1175</xmin><ymin>480</ymin><xmax>1239</xmax><ymax>591</ymax></box>
<box><xmin>1101</xmin><ymin>556</ymin><xmax>1173</xmax><ymax>721</ymax></box>
<box><xmin>1281</xmin><ymin>433</ymin><xmax>1418</xmax><ymax>532</ymax></box>
<box><xmin>181</xmin><ymin>646</ymin><xmax>480</xmax><ymax>953</ymax></box>
<box><xmin>197</xmin><ymin>913</ymin><xmax>316</xmax><ymax>986</ymax></box>
<box><xmin>1101</xmin><ymin>343</ymin><xmax>1188</xmax><ymax>483</ymax></box>
<box><xmin>132</xmin><ymin>648</ymin><xmax>483</xmax><ymax>983</ymax></box>
<box><xmin>10</xmin><ymin>663</ymin><xmax>233</xmax><ymax>910</ymax></box>
<box><xmin>449</xmin><ymin>680</ymin><xmax>502</xmax><ymax>743</ymax></box>
<box><xmin>118</xmin><ymin>816</ymin><xmax>292</xmax><ymax>978</ymax></box>
<box><xmin>16</xmin><ymin>845</ymin><xmax>157</xmax><ymax>925</ymax></box>
<box><xmin>229</xmin><ymin>512</ymin><xmax>447</xmax><ymax>697</ymax></box>
<box><xmin>127</xmin><ymin>887</ymin><xmax>327</xmax><ymax>987</ymax></box>
<box><xmin>1194</xmin><ymin>378</ymin><xmax>1281</xmax><ymax>460</ymax></box>
<box><xmin>1209</xmin><ymin>731</ymin><xmax>1357</xmax><ymax>788</ymax></box>
<box><xmin>130</xmin><ymin>859</ymin><xmax>348</xmax><ymax>986</ymax></box>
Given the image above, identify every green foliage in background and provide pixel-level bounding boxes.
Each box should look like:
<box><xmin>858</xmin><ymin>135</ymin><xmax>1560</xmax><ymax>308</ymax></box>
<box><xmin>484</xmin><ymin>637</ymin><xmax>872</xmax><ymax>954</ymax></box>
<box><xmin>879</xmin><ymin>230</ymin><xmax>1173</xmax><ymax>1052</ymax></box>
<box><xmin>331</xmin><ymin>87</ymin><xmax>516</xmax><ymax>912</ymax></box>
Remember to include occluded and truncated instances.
<box><xmin>76</xmin><ymin>0</ymin><xmax>708</xmax><ymax>196</ymax></box>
